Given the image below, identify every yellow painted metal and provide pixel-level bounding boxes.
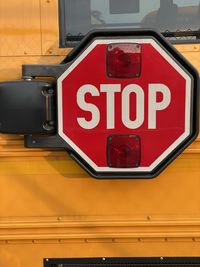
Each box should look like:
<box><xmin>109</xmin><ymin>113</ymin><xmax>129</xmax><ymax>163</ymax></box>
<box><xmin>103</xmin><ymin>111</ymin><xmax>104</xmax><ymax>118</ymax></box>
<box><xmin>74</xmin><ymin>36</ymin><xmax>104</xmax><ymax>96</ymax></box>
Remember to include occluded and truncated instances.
<box><xmin>0</xmin><ymin>0</ymin><xmax>200</xmax><ymax>266</ymax></box>
<box><xmin>0</xmin><ymin>0</ymin><xmax>41</xmax><ymax>56</ymax></box>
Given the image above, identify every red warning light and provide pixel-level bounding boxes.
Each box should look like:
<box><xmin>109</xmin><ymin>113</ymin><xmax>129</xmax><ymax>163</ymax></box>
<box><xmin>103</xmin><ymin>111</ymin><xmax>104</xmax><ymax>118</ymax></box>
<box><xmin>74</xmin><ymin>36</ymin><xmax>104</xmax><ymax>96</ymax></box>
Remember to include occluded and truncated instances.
<box><xmin>107</xmin><ymin>135</ymin><xmax>141</xmax><ymax>168</ymax></box>
<box><xmin>107</xmin><ymin>43</ymin><xmax>141</xmax><ymax>79</ymax></box>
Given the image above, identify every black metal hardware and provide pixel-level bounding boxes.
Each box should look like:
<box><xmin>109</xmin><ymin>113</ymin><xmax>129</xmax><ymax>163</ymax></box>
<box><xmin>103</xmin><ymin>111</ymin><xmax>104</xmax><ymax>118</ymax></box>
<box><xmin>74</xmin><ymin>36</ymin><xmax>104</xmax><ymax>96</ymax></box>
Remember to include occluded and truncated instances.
<box><xmin>0</xmin><ymin>80</ymin><xmax>56</xmax><ymax>134</ymax></box>
<box><xmin>22</xmin><ymin>64</ymin><xmax>69</xmax><ymax>79</ymax></box>
<box><xmin>44</xmin><ymin>257</ymin><xmax>200</xmax><ymax>267</ymax></box>
<box><xmin>24</xmin><ymin>134</ymin><xmax>68</xmax><ymax>149</ymax></box>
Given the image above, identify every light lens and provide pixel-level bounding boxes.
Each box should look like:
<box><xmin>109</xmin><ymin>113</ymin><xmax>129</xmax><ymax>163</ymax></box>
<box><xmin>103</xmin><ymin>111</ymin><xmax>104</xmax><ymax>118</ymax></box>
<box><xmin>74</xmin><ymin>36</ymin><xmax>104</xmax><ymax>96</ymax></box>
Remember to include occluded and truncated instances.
<box><xmin>107</xmin><ymin>134</ymin><xmax>141</xmax><ymax>168</ymax></box>
<box><xmin>107</xmin><ymin>43</ymin><xmax>141</xmax><ymax>79</ymax></box>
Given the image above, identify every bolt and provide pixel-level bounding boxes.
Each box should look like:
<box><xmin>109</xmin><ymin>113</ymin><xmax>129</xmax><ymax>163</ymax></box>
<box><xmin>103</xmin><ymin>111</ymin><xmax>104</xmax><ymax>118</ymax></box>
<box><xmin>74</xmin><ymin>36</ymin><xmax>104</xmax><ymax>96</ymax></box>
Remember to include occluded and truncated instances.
<box><xmin>49</xmin><ymin>121</ymin><xmax>55</xmax><ymax>126</ymax></box>
<box><xmin>23</xmin><ymin>76</ymin><xmax>33</xmax><ymax>81</ymax></box>
<box><xmin>48</xmin><ymin>89</ymin><xmax>54</xmax><ymax>94</ymax></box>
<box><xmin>43</xmin><ymin>123</ymin><xmax>53</xmax><ymax>132</ymax></box>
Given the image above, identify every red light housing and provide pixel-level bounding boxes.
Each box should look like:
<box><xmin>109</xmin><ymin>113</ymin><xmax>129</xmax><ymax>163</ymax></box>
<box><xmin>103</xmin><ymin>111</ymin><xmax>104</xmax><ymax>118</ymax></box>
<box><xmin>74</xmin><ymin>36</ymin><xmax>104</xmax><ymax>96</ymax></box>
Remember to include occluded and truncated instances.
<box><xmin>107</xmin><ymin>43</ymin><xmax>141</xmax><ymax>79</ymax></box>
<box><xmin>107</xmin><ymin>135</ymin><xmax>141</xmax><ymax>168</ymax></box>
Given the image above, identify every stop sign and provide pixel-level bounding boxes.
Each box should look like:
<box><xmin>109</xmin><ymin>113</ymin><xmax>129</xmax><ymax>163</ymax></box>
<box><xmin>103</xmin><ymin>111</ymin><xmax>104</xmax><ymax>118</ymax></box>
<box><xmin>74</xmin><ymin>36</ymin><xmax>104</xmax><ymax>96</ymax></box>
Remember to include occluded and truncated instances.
<box><xmin>57</xmin><ymin>30</ymin><xmax>199</xmax><ymax>178</ymax></box>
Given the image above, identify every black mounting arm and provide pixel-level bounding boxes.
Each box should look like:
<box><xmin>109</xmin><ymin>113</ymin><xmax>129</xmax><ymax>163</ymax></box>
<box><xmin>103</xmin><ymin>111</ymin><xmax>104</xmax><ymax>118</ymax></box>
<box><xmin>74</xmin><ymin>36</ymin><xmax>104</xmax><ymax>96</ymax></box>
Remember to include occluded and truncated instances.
<box><xmin>0</xmin><ymin>62</ymin><xmax>71</xmax><ymax>148</ymax></box>
<box><xmin>22</xmin><ymin>64</ymin><xmax>69</xmax><ymax>79</ymax></box>
<box><xmin>0</xmin><ymin>79</ymin><xmax>56</xmax><ymax>135</ymax></box>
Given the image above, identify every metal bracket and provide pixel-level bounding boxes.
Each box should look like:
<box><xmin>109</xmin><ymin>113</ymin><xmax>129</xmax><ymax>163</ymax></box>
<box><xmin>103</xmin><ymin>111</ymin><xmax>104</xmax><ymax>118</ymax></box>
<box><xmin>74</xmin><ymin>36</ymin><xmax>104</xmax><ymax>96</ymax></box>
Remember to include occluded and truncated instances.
<box><xmin>0</xmin><ymin>79</ymin><xmax>56</xmax><ymax>134</ymax></box>
<box><xmin>24</xmin><ymin>134</ymin><xmax>68</xmax><ymax>149</ymax></box>
<box><xmin>22</xmin><ymin>63</ymin><xmax>70</xmax><ymax>79</ymax></box>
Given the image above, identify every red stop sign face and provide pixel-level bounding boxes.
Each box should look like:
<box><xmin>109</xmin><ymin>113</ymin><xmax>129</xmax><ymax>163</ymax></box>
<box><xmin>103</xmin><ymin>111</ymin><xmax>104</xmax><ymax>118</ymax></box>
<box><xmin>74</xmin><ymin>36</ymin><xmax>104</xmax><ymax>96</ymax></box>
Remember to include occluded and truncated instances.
<box><xmin>57</xmin><ymin>36</ymin><xmax>195</xmax><ymax>177</ymax></box>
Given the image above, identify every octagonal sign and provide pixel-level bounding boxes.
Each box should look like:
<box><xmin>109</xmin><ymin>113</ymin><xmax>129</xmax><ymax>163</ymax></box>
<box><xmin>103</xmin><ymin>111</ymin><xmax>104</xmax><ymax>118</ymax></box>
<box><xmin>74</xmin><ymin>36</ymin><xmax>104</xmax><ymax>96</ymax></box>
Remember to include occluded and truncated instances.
<box><xmin>57</xmin><ymin>30</ymin><xmax>199</xmax><ymax>179</ymax></box>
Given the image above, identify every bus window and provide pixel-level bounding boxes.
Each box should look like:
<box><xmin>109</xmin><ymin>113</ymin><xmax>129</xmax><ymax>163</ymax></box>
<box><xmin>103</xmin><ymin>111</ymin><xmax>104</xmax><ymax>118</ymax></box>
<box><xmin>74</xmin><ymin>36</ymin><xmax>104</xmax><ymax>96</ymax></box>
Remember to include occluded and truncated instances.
<box><xmin>59</xmin><ymin>0</ymin><xmax>200</xmax><ymax>47</ymax></box>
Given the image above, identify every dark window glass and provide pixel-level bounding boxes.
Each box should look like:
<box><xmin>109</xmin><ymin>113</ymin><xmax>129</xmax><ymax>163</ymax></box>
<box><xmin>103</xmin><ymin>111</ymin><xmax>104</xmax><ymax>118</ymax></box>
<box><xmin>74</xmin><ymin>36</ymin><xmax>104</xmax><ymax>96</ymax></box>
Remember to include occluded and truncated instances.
<box><xmin>59</xmin><ymin>0</ymin><xmax>200</xmax><ymax>47</ymax></box>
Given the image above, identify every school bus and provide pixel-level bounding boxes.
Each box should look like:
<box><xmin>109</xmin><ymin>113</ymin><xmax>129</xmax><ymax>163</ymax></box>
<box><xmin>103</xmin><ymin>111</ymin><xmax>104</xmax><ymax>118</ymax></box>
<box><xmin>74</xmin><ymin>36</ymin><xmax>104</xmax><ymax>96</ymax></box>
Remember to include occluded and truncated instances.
<box><xmin>0</xmin><ymin>1</ymin><xmax>200</xmax><ymax>267</ymax></box>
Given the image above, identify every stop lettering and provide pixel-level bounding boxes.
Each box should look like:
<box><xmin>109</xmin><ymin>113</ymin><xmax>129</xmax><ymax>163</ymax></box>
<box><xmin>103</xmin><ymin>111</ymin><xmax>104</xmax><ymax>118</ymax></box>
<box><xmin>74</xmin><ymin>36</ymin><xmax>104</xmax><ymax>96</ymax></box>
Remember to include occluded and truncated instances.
<box><xmin>77</xmin><ymin>83</ymin><xmax>171</xmax><ymax>130</ymax></box>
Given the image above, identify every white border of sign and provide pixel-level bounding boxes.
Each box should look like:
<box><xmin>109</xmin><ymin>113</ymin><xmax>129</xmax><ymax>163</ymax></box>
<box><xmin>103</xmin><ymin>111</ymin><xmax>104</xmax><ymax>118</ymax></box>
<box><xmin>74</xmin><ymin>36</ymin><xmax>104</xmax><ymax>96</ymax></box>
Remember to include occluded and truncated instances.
<box><xmin>57</xmin><ymin>38</ymin><xmax>192</xmax><ymax>173</ymax></box>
